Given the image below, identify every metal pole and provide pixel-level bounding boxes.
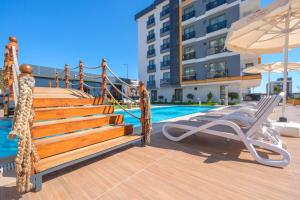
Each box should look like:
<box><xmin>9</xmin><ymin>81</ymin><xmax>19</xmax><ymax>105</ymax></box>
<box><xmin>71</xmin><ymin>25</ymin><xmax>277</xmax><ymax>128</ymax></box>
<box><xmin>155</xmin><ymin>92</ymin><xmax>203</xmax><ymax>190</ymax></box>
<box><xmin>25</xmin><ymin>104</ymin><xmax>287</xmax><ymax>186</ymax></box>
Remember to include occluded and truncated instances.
<box><xmin>280</xmin><ymin>6</ymin><xmax>291</xmax><ymax>122</ymax></box>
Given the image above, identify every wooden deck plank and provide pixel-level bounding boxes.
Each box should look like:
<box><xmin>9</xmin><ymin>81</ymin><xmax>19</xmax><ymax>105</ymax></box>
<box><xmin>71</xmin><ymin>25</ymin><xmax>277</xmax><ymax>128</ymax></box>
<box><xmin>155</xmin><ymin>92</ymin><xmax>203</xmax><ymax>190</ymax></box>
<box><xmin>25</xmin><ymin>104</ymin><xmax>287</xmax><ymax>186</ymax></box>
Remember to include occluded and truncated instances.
<box><xmin>34</xmin><ymin>105</ymin><xmax>114</xmax><ymax>121</ymax></box>
<box><xmin>33</xmin><ymin>97</ymin><xmax>102</xmax><ymax>108</ymax></box>
<box><xmin>31</xmin><ymin>114</ymin><xmax>124</xmax><ymax>139</ymax></box>
<box><xmin>34</xmin><ymin>125</ymin><xmax>134</xmax><ymax>159</ymax></box>
<box><xmin>35</xmin><ymin>135</ymin><xmax>141</xmax><ymax>172</ymax></box>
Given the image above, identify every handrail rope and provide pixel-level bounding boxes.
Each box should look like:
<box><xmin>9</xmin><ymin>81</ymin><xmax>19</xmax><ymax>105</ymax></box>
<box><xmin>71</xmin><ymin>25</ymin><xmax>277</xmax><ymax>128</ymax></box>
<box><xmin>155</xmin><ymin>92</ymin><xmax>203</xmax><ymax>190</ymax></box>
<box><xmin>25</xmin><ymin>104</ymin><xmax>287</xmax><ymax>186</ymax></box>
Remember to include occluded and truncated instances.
<box><xmin>11</xmin><ymin>46</ymin><xmax>20</xmax><ymax>104</ymax></box>
<box><xmin>84</xmin><ymin>66</ymin><xmax>101</xmax><ymax>70</ymax></box>
<box><xmin>83</xmin><ymin>82</ymin><xmax>102</xmax><ymax>89</ymax></box>
<box><xmin>83</xmin><ymin>74</ymin><xmax>102</xmax><ymax>79</ymax></box>
<box><xmin>105</xmin><ymin>64</ymin><xmax>136</xmax><ymax>88</ymax></box>
<box><xmin>69</xmin><ymin>66</ymin><xmax>79</xmax><ymax>70</ymax></box>
<box><xmin>106</xmin><ymin>77</ymin><xmax>139</xmax><ymax>104</ymax></box>
<box><xmin>106</xmin><ymin>87</ymin><xmax>140</xmax><ymax>119</ymax></box>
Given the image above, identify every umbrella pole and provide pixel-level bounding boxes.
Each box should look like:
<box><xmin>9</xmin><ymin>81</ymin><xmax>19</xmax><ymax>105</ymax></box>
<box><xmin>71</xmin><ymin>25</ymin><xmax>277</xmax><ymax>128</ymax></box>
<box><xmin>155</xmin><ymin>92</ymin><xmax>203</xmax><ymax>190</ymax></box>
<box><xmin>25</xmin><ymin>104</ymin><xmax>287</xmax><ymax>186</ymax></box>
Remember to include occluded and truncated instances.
<box><xmin>279</xmin><ymin>6</ymin><xmax>291</xmax><ymax>122</ymax></box>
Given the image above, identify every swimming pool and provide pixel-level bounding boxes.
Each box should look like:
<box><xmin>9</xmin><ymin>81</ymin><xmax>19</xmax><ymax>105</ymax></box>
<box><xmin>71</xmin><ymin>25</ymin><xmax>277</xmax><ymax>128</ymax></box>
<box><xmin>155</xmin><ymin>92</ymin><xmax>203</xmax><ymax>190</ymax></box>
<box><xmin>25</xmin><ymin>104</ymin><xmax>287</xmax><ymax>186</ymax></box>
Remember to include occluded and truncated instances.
<box><xmin>116</xmin><ymin>105</ymin><xmax>215</xmax><ymax>127</ymax></box>
<box><xmin>0</xmin><ymin>105</ymin><xmax>215</xmax><ymax>158</ymax></box>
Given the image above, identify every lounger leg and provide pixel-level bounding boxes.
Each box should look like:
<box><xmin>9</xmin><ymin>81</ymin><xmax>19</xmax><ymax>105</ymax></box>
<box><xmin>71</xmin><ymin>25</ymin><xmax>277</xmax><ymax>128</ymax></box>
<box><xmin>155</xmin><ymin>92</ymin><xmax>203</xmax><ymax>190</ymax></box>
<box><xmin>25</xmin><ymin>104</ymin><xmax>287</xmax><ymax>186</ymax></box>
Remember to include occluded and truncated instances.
<box><xmin>31</xmin><ymin>174</ymin><xmax>42</xmax><ymax>192</ymax></box>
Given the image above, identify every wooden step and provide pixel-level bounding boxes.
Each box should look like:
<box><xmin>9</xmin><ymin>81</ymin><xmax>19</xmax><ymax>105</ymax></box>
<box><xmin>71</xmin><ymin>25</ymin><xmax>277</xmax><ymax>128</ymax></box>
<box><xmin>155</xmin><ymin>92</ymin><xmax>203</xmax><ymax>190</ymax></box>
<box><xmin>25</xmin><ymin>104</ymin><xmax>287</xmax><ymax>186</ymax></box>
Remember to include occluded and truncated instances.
<box><xmin>31</xmin><ymin>114</ymin><xmax>124</xmax><ymax>139</ymax></box>
<box><xmin>34</xmin><ymin>105</ymin><xmax>114</xmax><ymax>121</ymax></box>
<box><xmin>34</xmin><ymin>87</ymin><xmax>93</xmax><ymax>97</ymax></box>
<box><xmin>34</xmin><ymin>125</ymin><xmax>133</xmax><ymax>159</ymax></box>
<box><xmin>33</xmin><ymin>97</ymin><xmax>103</xmax><ymax>108</ymax></box>
<box><xmin>34</xmin><ymin>134</ymin><xmax>141</xmax><ymax>173</ymax></box>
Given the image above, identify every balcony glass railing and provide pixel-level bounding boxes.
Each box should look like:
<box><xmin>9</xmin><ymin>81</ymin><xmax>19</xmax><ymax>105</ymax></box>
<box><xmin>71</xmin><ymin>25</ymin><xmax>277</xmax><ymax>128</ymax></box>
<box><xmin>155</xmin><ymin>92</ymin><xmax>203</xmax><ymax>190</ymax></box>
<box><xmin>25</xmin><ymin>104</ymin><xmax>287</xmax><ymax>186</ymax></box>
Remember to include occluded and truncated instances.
<box><xmin>160</xmin><ymin>26</ymin><xmax>170</xmax><ymax>34</ymax></box>
<box><xmin>147</xmin><ymin>49</ymin><xmax>156</xmax><ymax>57</ymax></box>
<box><xmin>182</xmin><ymin>31</ymin><xmax>196</xmax><ymax>41</ymax></box>
<box><xmin>160</xmin><ymin>60</ymin><xmax>170</xmax><ymax>69</ymax></box>
<box><xmin>206</xmin><ymin>0</ymin><xmax>226</xmax><ymax>11</ymax></box>
<box><xmin>147</xmin><ymin>80</ymin><xmax>156</xmax><ymax>88</ymax></box>
<box><xmin>147</xmin><ymin>64</ymin><xmax>156</xmax><ymax>73</ymax></box>
<box><xmin>147</xmin><ymin>18</ymin><xmax>155</xmax><ymax>27</ymax></box>
<box><xmin>207</xmin><ymin>45</ymin><xmax>226</xmax><ymax>55</ymax></box>
<box><xmin>182</xmin><ymin>10</ymin><xmax>195</xmax><ymax>21</ymax></box>
<box><xmin>160</xmin><ymin>79</ymin><xmax>171</xmax><ymax>86</ymax></box>
<box><xmin>182</xmin><ymin>74</ymin><xmax>196</xmax><ymax>81</ymax></box>
<box><xmin>207</xmin><ymin>20</ymin><xmax>227</xmax><ymax>33</ymax></box>
<box><xmin>160</xmin><ymin>8</ymin><xmax>170</xmax><ymax>19</ymax></box>
<box><xmin>160</xmin><ymin>43</ymin><xmax>170</xmax><ymax>51</ymax></box>
<box><xmin>206</xmin><ymin>70</ymin><xmax>228</xmax><ymax>79</ymax></box>
<box><xmin>183</xmin><ymin>52</ymin><xmax>196</xmax><ymax>60</ymax></box>
<box><xmin>147</xmin><ymin>34</ymin><xmax>155</xmax><ymax>42</ymax></box>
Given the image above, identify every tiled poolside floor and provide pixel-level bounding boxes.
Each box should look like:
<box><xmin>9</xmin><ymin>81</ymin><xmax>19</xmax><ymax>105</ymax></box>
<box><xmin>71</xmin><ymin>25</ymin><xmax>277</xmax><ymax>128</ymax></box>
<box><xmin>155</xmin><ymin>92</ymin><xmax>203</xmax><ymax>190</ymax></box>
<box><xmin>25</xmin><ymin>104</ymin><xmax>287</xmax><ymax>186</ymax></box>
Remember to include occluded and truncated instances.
<box><xmin>1</xmin><ymin>105</ymin><xmax>300</xmax><ymax>200</ymax></box>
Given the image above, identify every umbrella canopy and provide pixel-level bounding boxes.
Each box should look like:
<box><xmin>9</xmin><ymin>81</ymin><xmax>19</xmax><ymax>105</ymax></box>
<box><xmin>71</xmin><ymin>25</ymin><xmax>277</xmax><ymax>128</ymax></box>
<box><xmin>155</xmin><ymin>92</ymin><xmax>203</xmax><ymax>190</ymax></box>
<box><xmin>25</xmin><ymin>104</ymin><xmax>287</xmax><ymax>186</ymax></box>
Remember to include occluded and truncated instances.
<box><xmin>226</xmin><ymin>0</ymin><xmax>300</xmax><ymax>122</ymax></box>
<box><xmin>243</xmin><ymin>62</ymin><xmax>300</xmax><ymax>96</ymax></box>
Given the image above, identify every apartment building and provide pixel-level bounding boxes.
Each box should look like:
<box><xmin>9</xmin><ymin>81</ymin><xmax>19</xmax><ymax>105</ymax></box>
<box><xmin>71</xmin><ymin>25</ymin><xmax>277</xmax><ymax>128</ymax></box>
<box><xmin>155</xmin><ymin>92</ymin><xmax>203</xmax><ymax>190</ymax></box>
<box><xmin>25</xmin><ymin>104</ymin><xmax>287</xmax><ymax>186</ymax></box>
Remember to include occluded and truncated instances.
<box><xmin>135</xmin><ymin>0</ymin><xmax>262</xmax><ymax>103</ymax></box>
<box><xmin>266</xmin><ymin>77</ymin><xmax>293</xmax><ymax>96</ymax></box>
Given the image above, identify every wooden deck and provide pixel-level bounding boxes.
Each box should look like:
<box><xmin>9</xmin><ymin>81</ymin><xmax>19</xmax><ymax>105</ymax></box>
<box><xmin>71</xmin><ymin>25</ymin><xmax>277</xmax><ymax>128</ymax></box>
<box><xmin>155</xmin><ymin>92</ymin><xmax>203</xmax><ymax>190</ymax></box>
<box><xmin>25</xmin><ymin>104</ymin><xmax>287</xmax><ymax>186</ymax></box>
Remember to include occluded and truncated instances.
<box><xmin>1</xmin><ymin>106</ymin><xmax>300</xmax><ymax>200</ymax></box>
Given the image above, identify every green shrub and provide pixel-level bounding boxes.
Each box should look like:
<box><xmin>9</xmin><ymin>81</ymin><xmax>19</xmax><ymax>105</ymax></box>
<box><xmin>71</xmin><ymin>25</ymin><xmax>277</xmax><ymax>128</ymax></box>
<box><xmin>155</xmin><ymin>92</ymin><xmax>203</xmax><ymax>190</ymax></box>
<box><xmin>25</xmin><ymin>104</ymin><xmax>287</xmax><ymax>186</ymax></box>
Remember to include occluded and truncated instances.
<box><xmin>207</xmin><ymin>92</ymin><xmax>213</xmax><ymax>103</ymax></box>
<box><xmin>228</xmin><ymin>92</ymin><xmax>239</xmax><ymax>100</ymax></box>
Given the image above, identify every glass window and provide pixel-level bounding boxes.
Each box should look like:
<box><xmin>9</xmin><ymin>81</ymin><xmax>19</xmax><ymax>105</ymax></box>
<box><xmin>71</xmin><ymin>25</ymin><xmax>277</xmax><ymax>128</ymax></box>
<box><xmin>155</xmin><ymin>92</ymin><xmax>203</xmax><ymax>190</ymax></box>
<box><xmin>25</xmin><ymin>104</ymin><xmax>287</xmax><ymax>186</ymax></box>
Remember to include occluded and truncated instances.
<box><xmin>149</xmin><ymin>60</ymin><xmax>155</xmax><ymax>65</ymax></box>
<box><xmin>163</xmin><ymin>54</ymin><xmax>170</xmax><ymax>61</ymax></box>
<box><xmin>148</xmin><ymin>29</ymin><xmax>154</xmax><ymax>35</ymax></box>
<box><xmin>163</xmin><ymin>72</ymin><xmax>170</xmax><ymax>80</ymax></box>
<box><xmin>245</xmin><ymin>63</ymin><xmax>254</xmax><ymax>68</ymax></box>
<box><xmin>183</xmin><ymin>66</ymin><xmax>195</xmax><ymax>76</ymax></box>
<box><xmin>183</xmin><ymin>6</ymin><xmax>194</xmax><ymax>15</ymax></box>
<box><xmin>209</xmin><ymin>14</ymin><xmax>225</xmax><ymax>25</ymax></box>
<box><xmin>207</xmin><ymin>61</ymin><xmax>226</xmax><ymax>78</ymax></box>
<box><xmin>148</xmin><ymin>14</ymin><xmax>154</xmax><ymax>21</ymax></box>
<box><xmin>163</xmin><ymin>38</ymin><xmax>170</xmax><ymax>44</ymax></box>
<box><xmin>162</xmin><ymin>4</ymin><xmax>169</xmax><ymax>11</ymax></box>
<box><xmin>163</xmin><ymin>21</ymin><xmax>170</xmax><ymax>27</ymax></box>
<box><xmin>148</xmin><ymin>44</ymin><xmax>155</xmax><ymax>50</ymax></box>
<box><xmin>184</xmin><ymin>25</ymin><xmax>195</xmax><ymax>35</ymax></box>
<box><xmin>184</xmin><ymin>46</ymin><xmax>195</xmax><ymax>54</ymax></box>
<box><xmin>209</xmin><ymin>37</ymin><xmax>225</xmax><ymax>48</ymax></box>
<box><xmin>149</xmin><ymin>75</ymin><xmax>155</xmax><ymax>82</ymax></box>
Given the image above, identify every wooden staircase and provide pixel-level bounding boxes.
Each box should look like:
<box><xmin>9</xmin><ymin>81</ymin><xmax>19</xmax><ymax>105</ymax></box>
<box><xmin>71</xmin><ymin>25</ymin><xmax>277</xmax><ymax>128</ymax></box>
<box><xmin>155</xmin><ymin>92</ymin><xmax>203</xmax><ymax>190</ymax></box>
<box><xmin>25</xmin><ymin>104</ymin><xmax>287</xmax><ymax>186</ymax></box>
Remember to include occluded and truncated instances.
<box><xmin>30</xmin><ymin>87</ymin><xmax>141</xmax><ymax>174</ymax></box>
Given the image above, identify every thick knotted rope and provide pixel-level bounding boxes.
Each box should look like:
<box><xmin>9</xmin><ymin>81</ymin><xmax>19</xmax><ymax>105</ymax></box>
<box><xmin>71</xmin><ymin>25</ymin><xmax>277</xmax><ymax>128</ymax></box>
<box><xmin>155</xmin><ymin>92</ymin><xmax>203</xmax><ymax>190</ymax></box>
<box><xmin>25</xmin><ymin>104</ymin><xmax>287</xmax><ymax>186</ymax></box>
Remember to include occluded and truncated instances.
<box><xmin>8</xmin><ymin>74</ymin><xmax>39</xmax><ymax>193</ymax></box>
<box><xmin>142</xmin><ymin>90</ymin><xmax>152</xmax><ymax>145</ymax></box>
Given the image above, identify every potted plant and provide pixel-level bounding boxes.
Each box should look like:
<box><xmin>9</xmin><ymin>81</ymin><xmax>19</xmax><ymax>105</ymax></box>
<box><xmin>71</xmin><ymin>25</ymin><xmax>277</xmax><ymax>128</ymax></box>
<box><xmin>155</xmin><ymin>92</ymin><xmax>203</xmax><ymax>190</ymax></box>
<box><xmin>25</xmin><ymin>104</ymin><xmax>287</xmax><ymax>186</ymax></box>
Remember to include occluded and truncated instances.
<box><xmin>186</xmin><ymin>93</ymin><xmax>194</xmax><ymax>103</ymax></box>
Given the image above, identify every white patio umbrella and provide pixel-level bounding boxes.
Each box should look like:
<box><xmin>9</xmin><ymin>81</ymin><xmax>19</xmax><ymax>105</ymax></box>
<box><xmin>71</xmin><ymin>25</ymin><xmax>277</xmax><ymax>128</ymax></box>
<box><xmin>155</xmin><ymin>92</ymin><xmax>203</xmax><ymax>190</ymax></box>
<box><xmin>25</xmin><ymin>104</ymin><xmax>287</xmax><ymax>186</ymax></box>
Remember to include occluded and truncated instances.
<box><xmin>226</xmin><ymin>0</ymin><xmax>300</xmax><ymax>122</ymax></box>
<box><xmin>243</xmin><ymin>62</ymin><xmax>300</xmax><ymax>96</ymax></box>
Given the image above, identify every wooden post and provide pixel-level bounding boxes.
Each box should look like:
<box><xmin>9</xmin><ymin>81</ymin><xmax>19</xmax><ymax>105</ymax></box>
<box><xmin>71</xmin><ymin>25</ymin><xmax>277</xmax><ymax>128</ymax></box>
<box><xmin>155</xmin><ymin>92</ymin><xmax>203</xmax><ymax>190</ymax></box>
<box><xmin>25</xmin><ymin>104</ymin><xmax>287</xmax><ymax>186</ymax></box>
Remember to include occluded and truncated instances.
<box><xmin>3</xmin><ymin>44</ymin><xmax>9</xmax><ymax>117</ymax></box>
<box><xmin>79</xmin><ymin>60</ymin><xmax>84</xmax><ymax>91</ymax></box>
<box><xmin>48</xmin><ymin>80</ymin><xmax>52</xmax><ymax>88</ymax></box>
<box><xmin>55</xmin><ymin>72</ymin><xmax>59</xmax><ymax>88</ymax></box>
<box><xmin>65</xmin><ymin>64</ymin><xmax>69</xmax><ymax>88</ymax></box>
<box><xmin>101</xmin><ymin>59</ymin><xmax>107</xmax><ymax>104</ymax></box>
<box><xmin>139</xmin><ymin>81</ymin><xmax>146</xmax><ymax>144</ymax></box>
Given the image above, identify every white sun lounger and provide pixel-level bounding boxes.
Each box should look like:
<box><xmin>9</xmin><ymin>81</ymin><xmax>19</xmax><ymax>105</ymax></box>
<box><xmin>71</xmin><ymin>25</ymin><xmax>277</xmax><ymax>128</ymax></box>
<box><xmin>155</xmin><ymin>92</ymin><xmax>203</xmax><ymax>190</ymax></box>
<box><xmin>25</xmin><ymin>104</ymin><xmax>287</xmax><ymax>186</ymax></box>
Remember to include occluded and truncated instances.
<box><xmin>162</xmin><ymin>93</ymin><xmax>290</xmax><ymax>168</ymax></box>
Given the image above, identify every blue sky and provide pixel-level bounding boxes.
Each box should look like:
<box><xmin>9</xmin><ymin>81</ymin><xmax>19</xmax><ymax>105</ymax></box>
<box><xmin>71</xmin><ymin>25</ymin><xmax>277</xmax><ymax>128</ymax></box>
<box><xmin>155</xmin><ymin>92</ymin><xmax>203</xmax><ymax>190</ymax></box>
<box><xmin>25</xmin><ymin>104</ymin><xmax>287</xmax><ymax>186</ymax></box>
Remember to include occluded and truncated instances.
<box><xmin>0</xmin><ymin>0</ymin><xmax>299</xmax><ymax>93</ymax></box>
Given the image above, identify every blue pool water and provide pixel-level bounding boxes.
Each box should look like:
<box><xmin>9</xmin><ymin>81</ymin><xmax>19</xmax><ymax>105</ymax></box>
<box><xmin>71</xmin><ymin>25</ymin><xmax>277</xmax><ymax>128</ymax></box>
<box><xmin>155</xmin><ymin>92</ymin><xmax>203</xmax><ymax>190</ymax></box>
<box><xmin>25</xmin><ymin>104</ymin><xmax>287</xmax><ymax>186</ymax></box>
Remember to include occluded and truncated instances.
<box><xmin>0</xmin><ymin>119</ymin><xmax>17</xmax><ymax>158</ymax></box>
<box><xmin>116</xmin><ymin>105</ymin><xmax>215</xmax><ymax>127</ymax></box>
<box><xmin>0</xmin><ymin>106</ymin><xmax>214</xmax><ymax>158</ymax></box>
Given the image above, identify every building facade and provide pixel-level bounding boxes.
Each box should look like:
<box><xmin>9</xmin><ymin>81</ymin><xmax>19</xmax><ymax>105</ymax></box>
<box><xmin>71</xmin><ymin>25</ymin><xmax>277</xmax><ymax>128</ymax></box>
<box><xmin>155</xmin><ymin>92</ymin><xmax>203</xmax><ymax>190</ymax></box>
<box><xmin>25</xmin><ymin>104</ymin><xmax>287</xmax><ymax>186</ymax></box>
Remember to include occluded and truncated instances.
<box><xmin>266</xmin><ymin>77</ymin><xmax>293</xmax><ymax>96</ymax></box>
<box><xmin>135</xmin><ymin>0</ymin><xmax>262</xmax><ymax>103</ymax></box>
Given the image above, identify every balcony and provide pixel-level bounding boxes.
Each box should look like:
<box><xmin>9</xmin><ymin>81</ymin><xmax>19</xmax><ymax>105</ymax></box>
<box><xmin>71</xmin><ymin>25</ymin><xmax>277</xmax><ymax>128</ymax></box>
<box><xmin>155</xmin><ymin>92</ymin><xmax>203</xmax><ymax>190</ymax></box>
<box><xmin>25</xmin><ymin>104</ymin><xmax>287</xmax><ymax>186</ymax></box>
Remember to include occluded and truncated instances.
<box><xmin>160</xmin><ymin>43</ymin><xmax>170</xmax><ymax>53</ymax></box>
<box><xmin>160</xmin><ymin>60</ymin><xmax>170</xmax><ymax>70</ymax></box>
<box><xmin>182</xmin><ymin>31</ymin><xmax>196</xmax><ymax>41</ymax></box>
<box><xmin>207</xmin><ymin>20</ymin><xmax>227</xmax><ymax>33</ymax></box>
<box><xmin>182</xmin><ymin>74</ymin><xmax>196</xmax><ymax>81</ymax></box>
<box><xmin>147</xmin><ymin>34</ymin><xmax>155</xmax><ymax>43</ymax></box>
<box><xmin>147</xmin><ymin>80</ymin><xmax>156</xmax><ymax>89</ymax></box>
<box><xmin>206</xmin><ymin>70</ymin><xmax>228</xmax><ymax>79</ymax></box>
<box><xmin>147</xmin><ymin>49</ymin><xmax>156</xmax><ymax>58</ymax></box>
<box><xmin>206</xmin><ymin>0</ymin><xmax>226</xmax><ymax>11</ymax></box>
<box><xmin>147</xmin><ymin>64</ymin><xmax>156</xmax><ymax>73</ymax></box>
<box><xmin>147</xmin><ymin>18</ymin><xmax>155</xmax><ymax>28</ymax></box>
<box><xmin>207</xmin><ymin>45</ymin><xmax>226</xmax><ymax>55</ymax></box>
<box><xmin>160</xmin><ymin>79</ymin><xmax>171</xmax><ymax>87</ymax></box>
<box><xmin>160</xmin><ymin>26</ymin><xmax>170</xmax><ymax>37</ymax></box>
<box><xmin>182</xmin><ymin>10</ymin><xmax>195</xmax><ymax>21</ymax></box>
<box><xmin>183</xmin><ymin>52</ymin><xmax>196</xmax><ymax>60</ymax></box>
<box><xmin>160</xmin><ymin>7</ymin><xmax>170</xmax><ymax>20</ymax></box>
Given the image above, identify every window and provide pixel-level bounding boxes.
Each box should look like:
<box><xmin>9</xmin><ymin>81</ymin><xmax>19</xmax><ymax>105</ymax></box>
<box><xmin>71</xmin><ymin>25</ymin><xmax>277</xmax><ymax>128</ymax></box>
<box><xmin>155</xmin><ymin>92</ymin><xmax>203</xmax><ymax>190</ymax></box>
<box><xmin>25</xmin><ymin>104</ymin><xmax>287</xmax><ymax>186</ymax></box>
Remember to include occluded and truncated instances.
<box><xmin>149</xmin><ymin>60</ymin><xmax>155</xmax><ymax>66</ymax></box>
<box><xmin>183</xmin><ymin>25</ymin><xmax>195</xmax><ymax>40</ymax></box>
<box><xmin>207</xmin><ymin>61</ymin><xmax>226</xmax><ymax>78</ymax></box>
<box><xmin>149</xmin><ymin>75</ymin><xmax>155</xmax><ymax>82</ymax></box>
<box><xmin>147</xmin><ymin>14</ymin><xmax>155</xmax><ymax>26</ymax></box>
<box><xmin>163</xmin><ymin>38</ymin><xmax>170</xmax><ymax>44</ymax></box>
<box><xmin>147</xmin><ymin>30</ymin><xmax>155</xmax><ymax>41</ymax></box>
<box><xmin>163</xmin><ymin>72</ymin><xmax>170</xmax><ymax>80</ymax></box>
<box><xmin>208</xmin><ymin>36</ymin><xmax>225</xmax><ymax>54</ymax></box>
<box><xmin>163</xmin><ymin>54</ymin><xmax>170</xmax><ymax>62</ymax></box>
<box><xmin>148</xmin><ymin>44</ymin><xmax>155</xmax><ymax>50</ymax></box>
<box><xmin>183</xmin><ymin>46</ymin><xmax>196</xmax><ymax>60</ymax></box>
<box><xmin>163</xmin><ymin>21</ymin><xmax>170</xmax><ymax>28</ymax></box>
<box><xmin>147</xmin><ymin>44</ymin><xmax>155</xmax><ymax>57</ymax></box>
<box><xmin>209</xmin><ymin>14</ymin><xmax>225</xmax><ymax>26</ymax></box>
<box><xmin>183</xmin><ymin>6</ymin><xmax>194</xmax><ymax>16</ymax></box>
<box><xmin>245</xmin><ymin>63</ymin><xmax>254</xmax><ymax>68</ymax></box>
<box><xmin>183</xmin><ymin>66</ymin><xmax>196</xmax><ymax>81</ymax></box>
<box><xmin>184</xmin><ymin>46</ymin><xmax>194</xmax><ymax>54</ymax></box>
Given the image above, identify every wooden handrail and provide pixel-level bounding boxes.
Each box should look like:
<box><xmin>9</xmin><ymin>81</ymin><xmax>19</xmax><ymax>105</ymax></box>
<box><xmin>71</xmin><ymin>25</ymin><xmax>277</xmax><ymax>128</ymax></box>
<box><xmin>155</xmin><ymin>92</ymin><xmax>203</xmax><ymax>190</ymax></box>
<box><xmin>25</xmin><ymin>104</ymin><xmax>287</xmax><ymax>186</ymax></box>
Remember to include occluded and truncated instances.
<box><xmin>79</xmin><ymin>60</ymin><xmax>84</xmax><ymax>91</ymax></box>
<box><xmin>55</xmin><ymin>72</ymin><xmax>59</xmax><ymax>88</ymax></box>
<box><xmin>101</xmin><ymin>59</ymin><xmax>107</xmax><ymax>104</ymax></box>
<box><xmin>65</xmin><ymin>64</ymin><xmax>69</xmax><ymax>88</ymax></box>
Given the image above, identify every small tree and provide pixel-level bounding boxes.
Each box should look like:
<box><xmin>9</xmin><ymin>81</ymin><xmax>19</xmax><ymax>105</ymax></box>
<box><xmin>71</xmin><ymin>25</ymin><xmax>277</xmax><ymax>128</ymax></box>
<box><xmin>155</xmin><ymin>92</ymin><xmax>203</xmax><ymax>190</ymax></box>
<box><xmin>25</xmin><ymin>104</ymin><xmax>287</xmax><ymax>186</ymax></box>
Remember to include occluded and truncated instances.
<box><xmin>207</xmin><ymin>92</ymin><xmax>213</xmax><ymax>103</ymax></box>
<box><xmin>273</xmin><ymin>85</ymin><xmax>282</xmax><ymax>94</ymax></box>
<box><xmin>186</xmin><ymin>93</ymin><xmax>194</xmax><ymax>103</ymax></box>
<box><xmin>228</xmin><ymin>92</ymin><xmax>239</xmax><ymax>100</ymax></box>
